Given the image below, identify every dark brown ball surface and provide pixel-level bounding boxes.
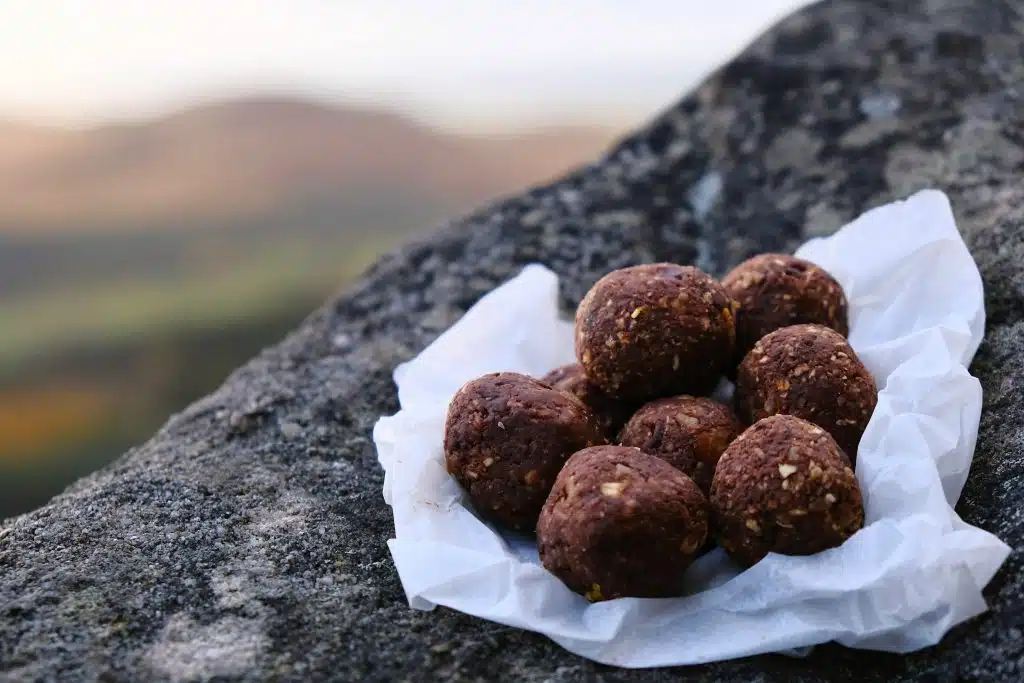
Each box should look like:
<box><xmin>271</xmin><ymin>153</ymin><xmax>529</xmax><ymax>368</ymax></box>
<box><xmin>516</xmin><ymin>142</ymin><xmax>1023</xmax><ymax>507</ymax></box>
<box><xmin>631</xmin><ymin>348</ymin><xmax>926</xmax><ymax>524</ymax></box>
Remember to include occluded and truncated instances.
<box><xmin>540</xmin><ymin>363</ymin><xmax>635</xmax><ymax>441</ymax></box>
<box><xmin>619</xmin><ymin>396</ymin><xmax>742</xmax><ymax>495</ymax></box>
<box><xmin>710</xmin><ymin>414</ymin><xmax>864</xmax><ymax>567</ymax></box>
<box><xmin>722</xmin><ymin>253</ymin><xmax>848</xmax><ymax>364</ymax></box>
<box><xmin>734</xmin><ymin>324</ymin><xmax>877</xmax><ymax>464</ymax></box>
<box><xmin>444</xmin><ymin>372</ymin><xmax>604</xmax><ymax>532</ymax></box>
<box><xmin>537</xmin><ymin>445</ymin><xmax>709</xmax><ymax>601</ymax></box>
<box><xmin>574</xmin><ymin>264</ymin><xmax>737</xmax><ymax>402</ymax></box>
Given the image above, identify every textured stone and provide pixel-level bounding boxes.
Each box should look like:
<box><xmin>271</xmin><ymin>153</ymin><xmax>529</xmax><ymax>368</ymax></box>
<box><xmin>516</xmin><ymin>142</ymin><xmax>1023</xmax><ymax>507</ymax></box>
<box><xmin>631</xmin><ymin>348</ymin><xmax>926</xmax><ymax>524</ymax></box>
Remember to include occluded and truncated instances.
<box><xmin>3</xmin><ymin>1</ymin><xmax>1024</xmax><ymax>681</ymax></box>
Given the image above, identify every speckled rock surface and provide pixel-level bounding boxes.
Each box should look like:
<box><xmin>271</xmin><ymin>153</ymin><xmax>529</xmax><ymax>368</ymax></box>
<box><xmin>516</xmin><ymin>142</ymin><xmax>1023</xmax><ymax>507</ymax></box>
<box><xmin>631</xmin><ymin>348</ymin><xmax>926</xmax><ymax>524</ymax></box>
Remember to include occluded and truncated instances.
<box><xmin>3</xmin><ymin>1</ymin><xmax>1024</xmax><ymax>681</ymax></box>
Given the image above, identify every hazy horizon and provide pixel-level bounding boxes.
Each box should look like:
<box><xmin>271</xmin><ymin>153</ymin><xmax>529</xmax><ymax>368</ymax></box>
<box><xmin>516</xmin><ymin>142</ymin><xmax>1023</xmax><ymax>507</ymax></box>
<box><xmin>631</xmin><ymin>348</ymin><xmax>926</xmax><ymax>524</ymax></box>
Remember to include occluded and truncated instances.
<box><xmin>0</xmin><ymin>92</ymin><xmax>630</xmax><ymax>136</ymax></box>
<box><xmin>0</xmin><ymin>0</ymin><xmax>809</xmax><ymax>133</ymax></box>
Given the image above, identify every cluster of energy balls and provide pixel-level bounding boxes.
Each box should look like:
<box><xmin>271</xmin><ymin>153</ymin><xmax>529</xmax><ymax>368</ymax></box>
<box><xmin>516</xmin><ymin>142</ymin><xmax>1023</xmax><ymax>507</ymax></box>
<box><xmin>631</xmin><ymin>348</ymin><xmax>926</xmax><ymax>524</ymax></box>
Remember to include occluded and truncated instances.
<box><xmin>443</xmin><ymin>255</ymin><xmax>877</xmax><ymax>601</ymax></box>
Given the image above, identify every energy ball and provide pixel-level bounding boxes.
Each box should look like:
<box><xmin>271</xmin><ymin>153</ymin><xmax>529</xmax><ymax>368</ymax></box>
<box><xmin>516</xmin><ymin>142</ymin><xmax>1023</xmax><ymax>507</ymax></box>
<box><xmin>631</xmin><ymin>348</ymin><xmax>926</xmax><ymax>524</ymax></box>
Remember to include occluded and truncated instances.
<box><xmin>537</xmin><ymin>445</ymin><xmax>709</xmax><ymax>601</ymax></box>
<box><xmin>619</xmin><ymin>396</ymin><xmax>742</xmax><ymax>495</ymax></box>
<box><xmin>710</xmin><ymin>414</ymin><xmax>864</xmax><ymax>567</ymax></box>
<box><xmin>575</xmin><ymin>263</ymin><xmax>737</xmax><ymax>402</ymax></box>
<box><xmin>722</xmin><ymin>253</ymin><xmax>848</xmax><ymax>363</ymax></box>
<box><xmin>734</xmin><ymin>324</ymin><xmax>877</xmax><ymax>464</ymax></box>
<box><xmin>540</xmin><ymin>363</ymin><xmax>635</xmax><ymax>441</ymax></box>
<box><xmin>444</xmin><ymin>372</ymin><xmax>604</xmax><ymax>532</ymax></box>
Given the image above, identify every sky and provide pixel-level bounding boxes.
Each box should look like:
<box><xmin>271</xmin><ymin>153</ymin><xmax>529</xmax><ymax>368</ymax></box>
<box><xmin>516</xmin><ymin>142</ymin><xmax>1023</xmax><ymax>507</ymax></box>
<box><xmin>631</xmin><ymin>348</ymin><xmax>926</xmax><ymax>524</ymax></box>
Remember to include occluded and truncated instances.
<box><xmin>0</xmin><ymin>0</ymin><xmax>809</xmax><ymax>131</ymax></box>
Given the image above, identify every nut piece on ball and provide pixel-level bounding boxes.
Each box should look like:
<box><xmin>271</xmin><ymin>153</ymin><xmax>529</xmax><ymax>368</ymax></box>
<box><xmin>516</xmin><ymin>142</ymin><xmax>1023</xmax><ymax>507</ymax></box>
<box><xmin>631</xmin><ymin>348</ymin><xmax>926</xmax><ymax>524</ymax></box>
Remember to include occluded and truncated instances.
<box><xmin>734</xmin><ymin>324</ymin><xmax>876</xmax><ymax>464</ymax></box>
<box><xmin>574</xmin><ymin>264</ymin><xmax>737</xmax><ymax>402</ymax></box>
<box><xmin>721</xmin><ymin>253</ymin><xmax>848</xmax><ymax>363</ymax></box>
<box><xmin>444</xmin><ymin>372</ymin><xmax>605</xmax><ymax>532</ymax></box>
<box><xmin>537</xmin><ymin>445</ymin><xmax>709</xmax><ymax>601</ymax></box>
<box><xmin>619</xmin><ymin>396</ymin><xmax>742</xmax><ymax>495</ymax></box>
<box><xmin>540</xmin><ymin>363</ymin><xmax>635</xmax><ymax>441</ymax></box>
<box><xmin>710</xmin><ymin>414</ymin><xmax>864</xmax><ymax>567</ymax></box>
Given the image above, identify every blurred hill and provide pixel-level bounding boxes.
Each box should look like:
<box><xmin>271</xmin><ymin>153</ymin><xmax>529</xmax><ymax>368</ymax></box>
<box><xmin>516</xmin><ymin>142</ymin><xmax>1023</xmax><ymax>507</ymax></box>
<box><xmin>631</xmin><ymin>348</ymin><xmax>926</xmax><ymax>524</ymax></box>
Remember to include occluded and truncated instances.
<box><xmin>0</xmin><ymin>98</ymin><xmax>615</xmax><ymax>232</ymax></box>
<box><xmin>0</xmin><ymin>97</ymin><xmax>621</xmax><ymax>517</ymax></box>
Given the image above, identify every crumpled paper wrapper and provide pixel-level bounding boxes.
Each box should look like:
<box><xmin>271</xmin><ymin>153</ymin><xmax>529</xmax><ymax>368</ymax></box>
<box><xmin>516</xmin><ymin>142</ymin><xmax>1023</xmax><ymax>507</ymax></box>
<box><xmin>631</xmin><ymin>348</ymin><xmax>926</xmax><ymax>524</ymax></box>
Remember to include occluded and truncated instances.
<box><xmin>373</xmin><ymin>189</ymin><xmax>1011</xmax><ymax>667</ymax></box>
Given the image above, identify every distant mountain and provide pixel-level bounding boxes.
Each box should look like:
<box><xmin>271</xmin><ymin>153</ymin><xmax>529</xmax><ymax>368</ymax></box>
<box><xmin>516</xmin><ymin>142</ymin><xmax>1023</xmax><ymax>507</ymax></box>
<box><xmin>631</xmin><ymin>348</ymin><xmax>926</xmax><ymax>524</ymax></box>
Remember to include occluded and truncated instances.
<box><xmin>0</xmin><ymin>99</ymin><xmax>620</xmax><ymax>511</ymax></box>
<box><xmin>0</xmin><ymin>97</ymin><xmax>620</xmax><ymax>233</ymax></box>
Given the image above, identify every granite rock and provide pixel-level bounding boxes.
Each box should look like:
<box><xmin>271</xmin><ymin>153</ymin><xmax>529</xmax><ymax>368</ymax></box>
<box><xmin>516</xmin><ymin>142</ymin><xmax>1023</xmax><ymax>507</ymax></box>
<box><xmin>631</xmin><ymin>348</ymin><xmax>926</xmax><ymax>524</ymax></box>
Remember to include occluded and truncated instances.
<box><xmin>3</xmin><ymin>1</ymin><xmax>1024</xmax><ymax>681</ymax></box>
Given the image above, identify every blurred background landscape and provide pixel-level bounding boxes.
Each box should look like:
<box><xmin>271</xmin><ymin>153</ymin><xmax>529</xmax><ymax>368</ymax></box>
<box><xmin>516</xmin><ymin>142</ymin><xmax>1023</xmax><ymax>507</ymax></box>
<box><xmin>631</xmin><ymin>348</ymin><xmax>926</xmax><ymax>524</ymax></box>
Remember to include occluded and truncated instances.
<box><xmin>0</xmin><ymin>0</ymin><xmax>804</xmax><ymax>517</ymax></box>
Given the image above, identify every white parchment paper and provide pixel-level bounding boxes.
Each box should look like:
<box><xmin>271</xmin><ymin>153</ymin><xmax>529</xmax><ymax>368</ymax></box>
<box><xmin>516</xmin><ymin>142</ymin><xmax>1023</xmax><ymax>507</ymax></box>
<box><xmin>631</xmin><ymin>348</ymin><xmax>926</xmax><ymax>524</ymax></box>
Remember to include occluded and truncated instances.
<box><xmin>373</xmin><ymin>189</ymin><xmax>1011</xmax><ymax>667</ymax></box>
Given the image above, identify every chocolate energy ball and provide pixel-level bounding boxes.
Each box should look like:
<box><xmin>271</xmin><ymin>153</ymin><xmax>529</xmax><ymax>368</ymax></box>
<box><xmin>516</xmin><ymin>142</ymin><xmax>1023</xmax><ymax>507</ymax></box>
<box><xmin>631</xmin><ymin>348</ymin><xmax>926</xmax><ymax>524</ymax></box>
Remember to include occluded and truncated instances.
<box><xmin>734</xmin><ymin>324</ymin><xmax>877</xmax><ymax>464</ymax></box>
<box><xmin>574</xmin><ymin>263</ymin><xmax>737</xmax><ymax>402</ymax></box>
<box><xmin>444</xmin><ymin>372</ymin><xmax>604</xmax><ymax>532</ymax></box>
<box><xmin>619</xmin><ymin>396</ymin><xmax>742</xmax><ymax>495</ymax></box>
<box><xmin>538</xmin><ymin>445</ymin><xmax>709</xmax><ymax>600</ymax></box>
<box><xmin>722</xmin><ymin>253</ymin><xmax>848</xmax><ymax>364</ymax></box>
<box><xmin>540</xmin><ymin>363</ymin><xmax>635</xmax><ymax>440</ymax></box>
<box><xmin>710</xmin><ymin>414</ymin><xmax>864</xmax><ymax>567</ymax></box>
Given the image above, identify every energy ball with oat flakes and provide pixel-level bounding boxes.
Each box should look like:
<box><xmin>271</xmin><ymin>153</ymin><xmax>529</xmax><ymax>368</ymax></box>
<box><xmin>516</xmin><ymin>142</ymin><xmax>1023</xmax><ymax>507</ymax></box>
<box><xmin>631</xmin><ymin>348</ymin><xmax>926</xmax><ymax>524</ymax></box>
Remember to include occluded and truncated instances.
<box><xmin>540</xmin><ymin>363</ymin><xmax>635</xmax><ymax>441</ymax></box>
<box><xmin>444</xmin><ymin>372</ymin><xmax>604</xmax><ymax>532</ymax></box>
<box><xmin>734</xmin><ymin>324</ymin><xmax>877</xmax><ymax>464</ymax></box>
<box><xmin>575</xmin><ymin>264</ymin><xmax>737</xmax><ymax>402</ymax></box>
<box><xmin>721</xmin><ymin>253</ymin><xmax>848</xmax><ymax>364</ymax></box>
<box><xmin>619</xmin><ymin>396</ymin><xmax>742</xmax><ymax>495</ymax></box>
<box><xmin>537</xmin><ymin>445</ymin><xmax>709</xmax><ymax>600</ymax></box>
<box><xmin>710</xmin><ymin>415</ymin><xmax>864</xmax><ymax>567</ymax></box>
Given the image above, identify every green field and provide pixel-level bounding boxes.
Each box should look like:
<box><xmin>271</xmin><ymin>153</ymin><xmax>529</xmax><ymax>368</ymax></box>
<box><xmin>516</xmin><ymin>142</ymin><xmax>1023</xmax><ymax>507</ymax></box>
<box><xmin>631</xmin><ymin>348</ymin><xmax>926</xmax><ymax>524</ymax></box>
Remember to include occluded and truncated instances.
<box><xmin>0</xmin><ymin>235</ymin><xmax>394</xmax><ymax>374</ymax></box>
<box><xmin>0</xmin><ymin>231</ymin><xmax>401</xmax><ymax>518</ymax></box>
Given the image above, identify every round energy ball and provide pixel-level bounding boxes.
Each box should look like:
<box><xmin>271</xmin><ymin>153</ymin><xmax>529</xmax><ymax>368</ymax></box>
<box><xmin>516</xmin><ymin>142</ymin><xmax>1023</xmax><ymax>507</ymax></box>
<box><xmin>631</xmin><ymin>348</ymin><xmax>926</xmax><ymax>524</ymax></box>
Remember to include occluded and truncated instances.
<box><xmin>574</xmin><ymin>263</ymin><xmax>737</xmax><ymax>402</ymax></box>
<box><xmin>619</xmin><ymin>396</ymin><xmax>742</xmax><ymax>495</ymax></box>
<box><xmin>710</xmin><ymin>414</ymin><xmax>864</xmax><ymax>567</ymax></box>
<box><xmin>721</xmin><ymin>253</ymin><xmax>848</xmax><ymax>363</ymax></box>
<box><xmin>540</xmin><ymin>363</ymin><xmax>635</xmax><ymax>441</ymax></box>
<box><xmin>734</xmin><ymin>324</ymin><xmax>877</xmax><ymax>464</ymax></box>
<box><xmin>444</xmin><ymin>372</ymin><xmax>604</xmax><ymax>532</ymax></box>
<box><xmin>537</xmin><ymin>445</ymin><xmax>709</xmax><ymax>601</ymax></box>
